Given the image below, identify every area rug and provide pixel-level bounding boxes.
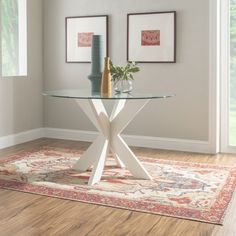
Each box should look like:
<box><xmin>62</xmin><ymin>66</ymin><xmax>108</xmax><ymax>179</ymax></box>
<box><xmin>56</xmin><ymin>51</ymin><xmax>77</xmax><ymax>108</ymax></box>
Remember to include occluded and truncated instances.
<box><xmin>0</xmin><ymin>147</ymin><xmax>236</xmax><ymax>224</ymax></box>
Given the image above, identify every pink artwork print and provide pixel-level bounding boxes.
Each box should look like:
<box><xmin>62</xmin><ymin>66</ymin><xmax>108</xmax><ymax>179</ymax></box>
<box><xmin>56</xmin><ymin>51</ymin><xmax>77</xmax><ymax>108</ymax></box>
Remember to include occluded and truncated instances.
<box><xmin>141</xmin><ymin>30</ymin><xmax>160</xmax><ymax>46</ymax></box>
<box><xmin>78</xmin><ymin>32</ymin><xmax>94</xmax><ymax>47</ymax></box>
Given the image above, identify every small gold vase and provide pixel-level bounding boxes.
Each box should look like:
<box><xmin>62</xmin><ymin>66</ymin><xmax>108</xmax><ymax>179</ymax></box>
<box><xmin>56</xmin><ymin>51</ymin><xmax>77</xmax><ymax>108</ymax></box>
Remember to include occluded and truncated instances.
<box><xmin>101</xmin><ymin>57</ymin><xmax>112</xmax><ymax>97</ymax></box>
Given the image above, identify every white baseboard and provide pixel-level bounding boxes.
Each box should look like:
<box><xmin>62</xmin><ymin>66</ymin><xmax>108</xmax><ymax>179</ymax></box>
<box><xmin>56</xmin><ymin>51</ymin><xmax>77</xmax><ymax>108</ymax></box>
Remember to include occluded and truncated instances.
<box><xmin>44</xmin><ymin>128</ymin><xmax>96</xmax><ymax>142</ymax></box>
<box><xmin>124</xmin><ymin>134</ymin><xmax>212</xmax><ymax>154</ymax></box>
<box><xmin>0</xmin><ymin>128</ymin><xmax>44</xmax><ymax>149</ymax></box>
<box><xmin>0</xmin><ymin>127</ymin><xmax>213</xmax><ymax>154</ymax></box>
<box><xmin>44</xmin><ymin>128</ymin><xmax>212</xmax><ymax>154</ymax></box>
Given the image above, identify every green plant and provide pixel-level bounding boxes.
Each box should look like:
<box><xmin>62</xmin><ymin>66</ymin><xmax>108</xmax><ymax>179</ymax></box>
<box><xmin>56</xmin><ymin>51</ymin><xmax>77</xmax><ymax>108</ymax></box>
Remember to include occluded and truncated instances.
<box><xmin>109</xmin><ymin>60</ymin><xmax>140</xmax><ymax>82</ymax></box>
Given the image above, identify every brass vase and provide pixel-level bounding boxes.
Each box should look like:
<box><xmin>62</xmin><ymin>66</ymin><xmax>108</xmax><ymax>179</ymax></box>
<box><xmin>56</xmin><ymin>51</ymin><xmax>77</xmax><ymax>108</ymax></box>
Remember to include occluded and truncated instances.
<box><xmin>101</xmin><ymin>57</ymin><xmax>112</xmax><ymax>97</ymax></box>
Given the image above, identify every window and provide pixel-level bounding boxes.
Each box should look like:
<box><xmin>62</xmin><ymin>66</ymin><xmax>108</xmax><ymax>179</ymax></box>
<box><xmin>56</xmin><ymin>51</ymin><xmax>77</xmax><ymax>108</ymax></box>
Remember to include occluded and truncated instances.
<box><xmin>0</xmin><ymin>0</ymin><xmax>27</xmax><ymax>77</ymax></box>
<box><xmin>221</xmin><ymin>0</ymin><xmax>236</xmax><ymax>153</ymax></box>
<box><xmin>230</xmin><ymin>0</ymin><xmax>236</xmax><ymax>146</ymax></box>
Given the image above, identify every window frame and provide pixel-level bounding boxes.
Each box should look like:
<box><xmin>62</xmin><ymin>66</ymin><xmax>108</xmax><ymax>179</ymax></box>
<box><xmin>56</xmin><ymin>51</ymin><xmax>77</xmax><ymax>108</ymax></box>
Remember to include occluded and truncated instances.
<box><xmin>220</xmin><ymin>0</ymin><xmax>236</xmax><ymax>153</ymax></box>
<box><xmin>0</xmin><ymin>0</ymin><xmax>28</xmax><ymax>79</ymax></box>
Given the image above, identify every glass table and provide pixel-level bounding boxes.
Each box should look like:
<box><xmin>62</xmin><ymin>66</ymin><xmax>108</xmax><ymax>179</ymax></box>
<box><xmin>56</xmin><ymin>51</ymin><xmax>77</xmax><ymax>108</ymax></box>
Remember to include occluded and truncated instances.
<box><xmin>43</xmin><ymin>89</ymin><xmax>174</xmax><ymax>185</ymax></box>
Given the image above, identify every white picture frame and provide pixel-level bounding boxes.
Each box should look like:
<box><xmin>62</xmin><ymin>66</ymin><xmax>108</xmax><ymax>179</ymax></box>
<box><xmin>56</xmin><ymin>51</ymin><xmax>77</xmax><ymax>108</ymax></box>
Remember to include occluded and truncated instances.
<box><xmin>66</xmin><ymin>15</ymin><xmax>108</xmax><ymax>63</ymax></box>
<box><xmin>127</xmin><ymin>11</ymin><xmax>176</xmax><ymax>63</ymax></box>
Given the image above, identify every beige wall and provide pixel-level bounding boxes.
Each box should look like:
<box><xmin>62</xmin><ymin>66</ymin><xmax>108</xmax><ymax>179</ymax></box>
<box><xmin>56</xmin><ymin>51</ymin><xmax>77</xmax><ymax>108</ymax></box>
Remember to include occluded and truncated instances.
<box><xmin>0</xmin><ymin>0</ymin><xmax>43</xmax><ymax>137</ymax></box>
<box><xmin>43</xmin><ymin>0</ymin><xmax>209</xmax><ymax>141</ymax></box>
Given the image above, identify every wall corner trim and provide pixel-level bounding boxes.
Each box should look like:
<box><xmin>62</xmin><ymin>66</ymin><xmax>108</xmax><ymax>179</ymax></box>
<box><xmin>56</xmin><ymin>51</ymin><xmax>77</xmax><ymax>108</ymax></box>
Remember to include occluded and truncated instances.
<box><xmin>208</xmin><ymin>0</ymin><xmax>220</xmax><ymax>154</ymax></box>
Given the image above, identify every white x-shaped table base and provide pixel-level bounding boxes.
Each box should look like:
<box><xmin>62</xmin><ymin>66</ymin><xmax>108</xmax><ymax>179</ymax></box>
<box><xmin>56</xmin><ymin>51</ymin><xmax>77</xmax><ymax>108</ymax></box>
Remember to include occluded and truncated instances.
<box><xmin>73</xmin><ymin>99</ymin><xmax>153</xmax><ymax>186</ymax></box>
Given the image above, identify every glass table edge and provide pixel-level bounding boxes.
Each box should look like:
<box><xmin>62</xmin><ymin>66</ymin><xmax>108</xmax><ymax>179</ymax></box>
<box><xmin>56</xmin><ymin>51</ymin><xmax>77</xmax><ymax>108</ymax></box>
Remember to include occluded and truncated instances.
<box><xmin>42</xmin><ymin>92</ymin><xmax>175</xmax><ymax>100</ymax></box>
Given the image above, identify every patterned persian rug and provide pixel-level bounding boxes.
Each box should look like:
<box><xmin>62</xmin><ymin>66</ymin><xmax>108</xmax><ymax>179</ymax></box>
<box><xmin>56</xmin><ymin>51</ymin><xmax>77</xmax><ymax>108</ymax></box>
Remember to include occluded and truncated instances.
<box><xmin>0</xmin><ymin>147</ymin><xmax>236</xmax><ymax>224</ymax></box>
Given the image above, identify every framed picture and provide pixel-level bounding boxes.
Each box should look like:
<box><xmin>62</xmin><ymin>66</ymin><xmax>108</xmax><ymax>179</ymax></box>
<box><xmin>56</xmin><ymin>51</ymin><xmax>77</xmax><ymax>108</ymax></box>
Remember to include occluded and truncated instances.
<box><xmin>66</xmin><ymin>15</ymin><xmax>108</xmax><ymax>63</ymax></box>
<box><xmin>127</xmin><ymin>11</ymin><xmax>176</xmax><ymax>63</ymax></box>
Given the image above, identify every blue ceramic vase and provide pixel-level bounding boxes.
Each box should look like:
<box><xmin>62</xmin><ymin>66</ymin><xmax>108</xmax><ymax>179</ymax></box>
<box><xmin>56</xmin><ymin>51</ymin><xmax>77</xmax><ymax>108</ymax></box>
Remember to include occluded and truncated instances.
<box><xmin>88</xmin><ymin>35</ymin><xmax>103</xmax><ymax>93</ymax></box>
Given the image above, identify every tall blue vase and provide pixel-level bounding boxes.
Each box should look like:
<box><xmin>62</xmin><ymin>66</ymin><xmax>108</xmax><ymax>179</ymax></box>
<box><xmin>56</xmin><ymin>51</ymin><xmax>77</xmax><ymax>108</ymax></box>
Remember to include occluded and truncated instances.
<box><xmin>88</xmin><ymin>35</ymin><xmax>103</xmax><ymax>93</ymax></box>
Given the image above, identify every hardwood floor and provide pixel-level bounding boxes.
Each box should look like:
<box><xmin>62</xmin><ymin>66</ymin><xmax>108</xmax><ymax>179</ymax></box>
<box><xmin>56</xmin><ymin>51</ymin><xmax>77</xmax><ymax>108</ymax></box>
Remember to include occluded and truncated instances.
<box><xmin>0</xmin><ymin>138</ymin><xmax>236</xmax><ymax>236</ymax></box>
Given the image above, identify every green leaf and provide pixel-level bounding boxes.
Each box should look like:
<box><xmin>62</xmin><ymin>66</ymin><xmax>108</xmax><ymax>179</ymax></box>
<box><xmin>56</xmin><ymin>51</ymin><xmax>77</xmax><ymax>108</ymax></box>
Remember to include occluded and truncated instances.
<box><xmin>109</xmin><ymin>59</ymin><xmax>140</xmax><ymax>82</ymax></box>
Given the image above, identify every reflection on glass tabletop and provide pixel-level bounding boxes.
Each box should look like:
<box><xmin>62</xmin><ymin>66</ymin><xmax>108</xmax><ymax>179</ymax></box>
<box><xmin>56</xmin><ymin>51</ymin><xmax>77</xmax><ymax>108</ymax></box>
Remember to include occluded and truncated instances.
<box><xmin>43</xmin><ymin>89</ymin><xmax>175</xmax><ymax>100</ymax></box>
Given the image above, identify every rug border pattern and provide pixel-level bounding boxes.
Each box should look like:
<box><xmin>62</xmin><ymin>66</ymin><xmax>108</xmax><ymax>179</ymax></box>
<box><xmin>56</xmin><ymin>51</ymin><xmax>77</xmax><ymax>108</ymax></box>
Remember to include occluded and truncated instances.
<box><xmin>0</xmin><ymin>147</ymin><xmax>236</xmax><ymax>225</ymax></box>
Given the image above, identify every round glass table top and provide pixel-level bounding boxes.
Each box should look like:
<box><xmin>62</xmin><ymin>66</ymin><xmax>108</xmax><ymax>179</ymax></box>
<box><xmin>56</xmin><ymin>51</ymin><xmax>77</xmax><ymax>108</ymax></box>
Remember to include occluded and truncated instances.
<box><xmin>43</xmin><ymin>89</ymin><xmax>175</xmax><ymax>100</ymax></box>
